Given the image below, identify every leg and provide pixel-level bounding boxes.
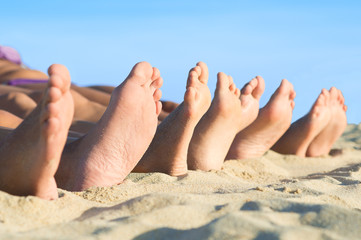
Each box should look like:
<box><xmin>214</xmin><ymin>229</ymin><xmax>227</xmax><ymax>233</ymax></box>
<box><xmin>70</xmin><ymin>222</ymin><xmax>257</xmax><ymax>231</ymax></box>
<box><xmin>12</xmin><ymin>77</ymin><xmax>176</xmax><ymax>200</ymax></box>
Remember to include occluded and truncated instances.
<box><xmin>88</xmin><ymin>85</ymin><xmax>115</xmax><ymax>94</ymax></box>
<box><xmin>134</xmin><ymin>62</ymin><xmax>212</xmax><ymax>176</ymax></box>
<box><xmin>70</xmin><ymin>89</ymin><xmax>106</xmax><ymax>122</ymax></box>
<box><xmin>158</xmin><ymin>100</ymin><xmax>179</xmax><ymax>121</ymax></box>
<box><xmin>70</xmin><ymin>85</ymin><xmax>111</xmax><ymax>107</ymax></box>
<box><xmin>188</xmin><ymin>74</ymin><xmax>265</xmax><ymax>170</ymax></box>
<box><xmin>69</xmin><ymin>120</ymin><xmax>96</xmax><ymax>134</ymax></box>
<box><xmin>0</xmin><ymin>68</ymin><xmax>48</xmax><ymax>83</ymax></box>
<box><xmin>226</xmin><ymin>79</ymin><xmax>295</xmax><ymax>160</ymax></box>
<box><xmin>272</xmin><ymin>89</ymin><xmax>331</xmax><ymax>157</ymax></box>
<box><xmin>0</xmin><ymin>110</ymin><xmax>23</xmax><ymax>128</ymax></box>
<box><xmin>56</xmin><ymin>62</ymin><xmax>163</xmax><ymax>191</ymax></box>
<box><xmin>0</xmin><ymin>85</ymin><xmax>33</xmax><ymax>95</ymax></box>
<box><xmin>0</xmin><ymin>64</ymin><xmax>74</xmax><ymax>199</ymax></box>
<box><xmin>306</xmin><ymin>87</ymin><xmax>347</xmax><ymax>157</ymax></box>
<box><xmin>0</xmin><ymin>92</ymin><xmax>37</xmax><ymax>118</ymax></box>
<box><xmin>28</xmin><ymin>89</ymin><xmax>106</xmax><ymax>122</ymax></box>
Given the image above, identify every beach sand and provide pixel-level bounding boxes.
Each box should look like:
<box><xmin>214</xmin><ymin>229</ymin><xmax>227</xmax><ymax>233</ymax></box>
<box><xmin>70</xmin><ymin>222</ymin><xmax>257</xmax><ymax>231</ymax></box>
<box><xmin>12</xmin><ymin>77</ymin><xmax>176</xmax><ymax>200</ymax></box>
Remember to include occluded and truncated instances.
<box><xmin>1</xmin><ymin>124</ymin><xmax>361</xmax><ymax>239</ymax></box>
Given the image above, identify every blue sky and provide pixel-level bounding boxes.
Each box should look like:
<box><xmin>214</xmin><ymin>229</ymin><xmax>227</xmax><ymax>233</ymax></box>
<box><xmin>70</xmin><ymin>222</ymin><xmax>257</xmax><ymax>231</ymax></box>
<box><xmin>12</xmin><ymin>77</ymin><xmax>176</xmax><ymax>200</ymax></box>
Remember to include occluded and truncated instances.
<box><xmin>1</xmin><ymin>0</ymin><xmax>361</xmax><ymax>123</ymax></box>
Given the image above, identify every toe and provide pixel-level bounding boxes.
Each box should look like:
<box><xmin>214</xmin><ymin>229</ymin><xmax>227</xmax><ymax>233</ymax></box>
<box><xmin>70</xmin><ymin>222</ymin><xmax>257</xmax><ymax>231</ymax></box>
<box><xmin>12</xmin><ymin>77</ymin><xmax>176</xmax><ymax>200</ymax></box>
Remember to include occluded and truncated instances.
<box><xmin>321</xmin><ymin>88</ymin><xmax>330</xmax><ymax>103</ymax></box>
<box><xmin>316</xmin><ymin>92</ymin><xmax>327</xmax><ymax>106</ymax></box>
<box><xmin>152</xmin><ymin>67</ymin><xmax>160</xmax><ymax>80</ymax></box>
<box><xmin>329</xmin><ymin>87</ymin><xmax>338</xmax><ymax>100</ymax></box>
<box><xmin>278</xmin><ymin>79</ymin><xmax>293</xmax><ymax>95</ymax></box>
<box><xmin>252</xmin><ymin>76</ymin><xmax>265</xmax><ymax>99</ymax></box>
<box><xmin>46</xmin><ymin>86</ymin><xmax>62</xmax><ymax>103</ymax></box>
<box><xmin>128</xmin><ymin>61</ymin><xmax>153</xmax><ymax>84</ymax></box>
<box><xmin>241</xmin><ymin>80</ymin><xmax>254</xmax><ymax>95</ymax></box>
<box><xmin>186</xmin><ymin>70</ymin><xmax>199</xmax><ymax>88</ymax></box>
<box><xmin>48</xmin><ymin>74</ymin><xmax>64</xmax><ymax>92</ymax></box>
<box><xmin>235</xmin><ymin>88</ymin><xmax>241</xmax><ymax>98</ymax></box>
<box><xmin>155</xmin><ymin>101</ymin><xmax>162</xmax><ymax>116</ymax></box>
<box><xmin>153</xmin><ymin>88</ymin><xmax>162</xmax><ymax>102</ymax></box>
<box><xmin>338</xmin><ymin>90</ymin><xmax>345</xmax><ymax>104</ymax></box>
<box><xmin>216</xmin><ymin>72</ymin><xmax>229</xmax><ymax>91</ymax></box>
<box><xmin>196</xmin><ymin>61</ymin><xmax>209</xmax><ymax>84</ymax></box>
<box><xmin>151</xmin><ymin>77</ymin><xmax>163</xmax><ymax>92</ymax></box>
<box><xmin>48</xmin><ymin>64</ymin><xmax>71</xmax><ymax>92</ymax></box>
<box><xmin>291</xmin><ymin>100</ymin><xmax>296</xmax><ymax>109</ymax></box>
<box><xmin>41</xmin><ymin>102</ymin><xmax>59</xmax><ymax>122</ymax></box>
<box><xmin>290</xmin><ymin>89</ymin><xmax>296</xmax><ymax>100</ymax></box>
<box><xmin>189</xmin><ymin>66</ymin><xmax>201</xmax><ymax>76</ymax></box>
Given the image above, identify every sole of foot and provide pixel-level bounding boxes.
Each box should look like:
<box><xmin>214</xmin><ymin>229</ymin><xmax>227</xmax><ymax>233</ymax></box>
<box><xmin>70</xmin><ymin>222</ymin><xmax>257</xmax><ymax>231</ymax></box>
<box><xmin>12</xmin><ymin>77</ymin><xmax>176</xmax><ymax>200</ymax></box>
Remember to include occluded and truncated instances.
<box><xmin>57</xmin><ymin>62</ymin><xmax>163</xmax><ymax>191</ymax></box>
<box><xmin>226</xmin><ymin>79</ymin><xmax>295</xmax><ymax>160</ymax></box>
<box><xmin>188</xmin><ymin>74</ymin><xmax>265</xmax><ymax>170</ymax></box>
<box><xmin>272</xmin><ymin>88</ymin><xmax>331</xmax><ymax>157</ymax></box>
<box><xmin>0</xmin><ymin>64</ymin><xmax>74</xmax><ymax>200</ymax></box>
<box><xmin>306</xmin><ymin>87</ymin><xmax>347</xmax><ymax>157</ymax></box>
<box><xmin>134</xmin><ymin>61</ymin><xmax>212</xmax><ymax>176</ymax></box>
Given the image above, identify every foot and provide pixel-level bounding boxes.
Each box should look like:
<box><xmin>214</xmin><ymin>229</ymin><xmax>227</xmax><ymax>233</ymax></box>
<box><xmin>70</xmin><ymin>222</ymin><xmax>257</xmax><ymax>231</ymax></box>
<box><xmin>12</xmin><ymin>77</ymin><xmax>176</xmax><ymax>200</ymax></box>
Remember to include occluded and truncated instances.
<box><xmin>0</xmin><ymin>64</ymin><xmax>74</xmax><ymax>199</ymax></box>
<box><xmin>134</xmin><ymin>62</ymin><xmax>212</xmax><ymax>176</ymax></box>
<box><xmin>272</xmin><ymin>89</ymin><xmax>331</xmax><ymax>157</ymax></box>
<box><xmin>306</xmin><ymin>87</ymin><xmax>347</xmax><ymax>157</ymax></box>
<box><xmin>188</xmin><ymin>74</ymin><xmax>265</xmax><ymax>170</ymax></box>
<box><xmin>226</xmin><ymin>79</ymin><xmax>295</xmax><ymax>159</ymax></box>
<box><xmin>57</xmin><ymin>62</ymin><xmax>163</xmax><ymax>191</ymax></box>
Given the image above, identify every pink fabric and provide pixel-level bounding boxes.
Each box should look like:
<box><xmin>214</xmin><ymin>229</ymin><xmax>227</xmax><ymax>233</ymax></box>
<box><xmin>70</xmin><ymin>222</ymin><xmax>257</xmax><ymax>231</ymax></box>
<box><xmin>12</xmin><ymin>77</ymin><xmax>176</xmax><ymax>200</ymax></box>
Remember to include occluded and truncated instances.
<box><xmin>0</xmin><ymin>45</ymin><xmax>22</xmax><ymax>65</ymax></box>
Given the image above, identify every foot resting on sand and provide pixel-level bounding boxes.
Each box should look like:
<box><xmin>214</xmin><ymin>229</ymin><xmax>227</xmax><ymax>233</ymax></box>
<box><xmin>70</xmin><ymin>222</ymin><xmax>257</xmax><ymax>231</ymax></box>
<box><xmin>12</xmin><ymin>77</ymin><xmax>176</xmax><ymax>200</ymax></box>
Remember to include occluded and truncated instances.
<box><xmin>306</xmin><ymin>87</ymin><xmax>347</xmax><ymax>157</ymax></box>
<box><xmin>226</xmin><ymin>79</ymin><xmax>295</xmax><ymax>160</ymax></box>
<box><xmin>134</xmin><ymin>62</ymin><xmax>212</xmax><ymax>176</ymax></box>
<box><xmin>0</xmin><ymin>64</ymin><xmax>74</xmax><ymax>200</ymax></box>
<box><xmin>57</xmin><ymin>62</ymin><xmax>163</xmax><ymax>191</ymax></box>
<box><xmin>188</xmin><ymin>74</ymin><xmax>265</xmax><ymax>170</ymax></box>
<box><xmin>272</xmin><ymin>88</ymin><xmax>332</xmax><ymax>157</ymax></box>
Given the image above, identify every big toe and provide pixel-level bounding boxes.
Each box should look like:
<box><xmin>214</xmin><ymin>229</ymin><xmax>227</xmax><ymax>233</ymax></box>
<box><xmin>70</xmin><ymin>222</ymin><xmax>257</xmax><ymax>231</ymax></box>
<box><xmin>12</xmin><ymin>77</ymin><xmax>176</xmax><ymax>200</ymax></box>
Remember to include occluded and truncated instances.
<box><xmin>314</xmin><ymin>89</ymin><xmax>329</xmax><ymax>108</ymax></box>
<box><xmin>278</xmin><ymin>79</ymin><xmax>293</xmax><ymax>94</ymax></box>
<box><xmin>128</xmin><ymin>61</ymin><xmax>154</xmax><ymax>83</ymax></box>
<box><xmin>329</xmin><ymin>87</ymin><xmax>338</xmax><ymax>102</ymax></box>
<box><xmin>216</xmin><ymin>72</ymin><xmax>231</xmax><ymax>92</ymax></box>
<box><xmin>278</xmin><ymin>79</ymin><xmax>296</xmax><ymax>99</ymax></box>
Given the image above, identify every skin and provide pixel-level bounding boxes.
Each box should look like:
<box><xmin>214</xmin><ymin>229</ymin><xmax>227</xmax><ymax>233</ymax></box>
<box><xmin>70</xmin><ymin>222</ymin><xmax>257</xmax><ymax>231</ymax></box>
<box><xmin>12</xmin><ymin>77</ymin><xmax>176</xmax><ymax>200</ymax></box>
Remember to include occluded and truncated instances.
<box><xmin>134</xmin><ymin>62</ymin><xmax>212</xmax><ymax>176</ymax></box>
<box><xmin>0</xmin><ymin>64</ymin><xmax>74</xmax><ymax>200</ymax></box>
<box><xmin>0</xmin><ymin>55</ymin><xmax>349</xmax><ymax>197</ymax></box>
<box><xmin>272</xmin><ymin>89</ymin><xmax>332</xmax><ymax>157</ymax></box>
<box><xmin>305</xmin><ymin>87</ymin><xmax>347</xmax><ymax>157</ymax></box>
<box><xmin>226</xmin><ymin>79</ymin><xmax>296</xmax><ymax>160</ymax></box>
<box><xmin>0</xmin><ymin>59</ymin><xmax>175</xmax><ymax>124</ymax></box>
<box><xmin>55</xmin><ymin>62</ymin><xmax>163</xmax><ymax>191</ymax></box>
<box><xmin>188</xmin><ymin>74</ymin><xmax>265</xmax><ymax>171</ymax></box>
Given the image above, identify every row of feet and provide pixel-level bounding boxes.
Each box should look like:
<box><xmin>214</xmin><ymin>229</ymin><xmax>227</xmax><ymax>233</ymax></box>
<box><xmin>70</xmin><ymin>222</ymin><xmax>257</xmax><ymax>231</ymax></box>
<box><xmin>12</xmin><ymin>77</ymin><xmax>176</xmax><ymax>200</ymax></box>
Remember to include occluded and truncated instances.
<box><xmin>0</xmin><ymin>62</ymin><xmax>347</xmax><ymax>200</ymax></box>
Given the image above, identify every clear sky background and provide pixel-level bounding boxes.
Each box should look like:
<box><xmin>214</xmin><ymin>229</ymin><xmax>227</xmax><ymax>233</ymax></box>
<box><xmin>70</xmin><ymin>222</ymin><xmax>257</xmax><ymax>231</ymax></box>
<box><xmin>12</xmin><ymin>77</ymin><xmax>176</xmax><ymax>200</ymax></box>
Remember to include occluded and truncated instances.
<box><xmin>1</xmin><ymin>0</ymin><xmax>360</xmax><ymax>123</ymax></box>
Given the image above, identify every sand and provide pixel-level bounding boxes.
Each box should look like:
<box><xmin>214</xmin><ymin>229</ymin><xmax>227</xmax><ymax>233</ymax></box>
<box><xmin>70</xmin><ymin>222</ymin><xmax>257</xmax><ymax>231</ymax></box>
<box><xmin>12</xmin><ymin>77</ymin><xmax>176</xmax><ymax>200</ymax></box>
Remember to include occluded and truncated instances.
<box><xmin>1</xmin><ymin>124</ymin><xmax>361</xmax><ymax>239</ymax></box>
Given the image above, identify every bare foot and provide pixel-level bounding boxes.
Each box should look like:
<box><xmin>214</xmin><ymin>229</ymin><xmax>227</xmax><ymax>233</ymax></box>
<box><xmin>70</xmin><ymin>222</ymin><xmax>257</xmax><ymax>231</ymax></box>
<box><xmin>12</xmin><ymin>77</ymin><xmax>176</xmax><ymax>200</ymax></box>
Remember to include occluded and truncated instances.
<box><xmin>226</xmin><ymin>79</ymin><xmax>295</xmax><ymax>160</ymax></box>
<box><xmin>306</xmin><ymin>87</ymin><xmax>347</xmax><ymax>157</ymax></box>
<box><xmin>0</xmin><ymin>64</ymin><xmax>74</xmax><ymax>199</ymax></box>
<box><xmin>134</xmin><ymin>62</ymin><xmax>212</xmax><ymax>176</ymax></box>
<box><xmin>272</xmin><ymin>89</ymin><xmax>331</xmax><ymax>157</ymax></box>
<box><xmin>57</xmin><ymin>62</ymin><xmax>163</xmax><ymax>191</ymax></box>
<box><xmin>188</xmin><ymin>74</ymin><xmax>265</xmax><ymax>170</ymax></box>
